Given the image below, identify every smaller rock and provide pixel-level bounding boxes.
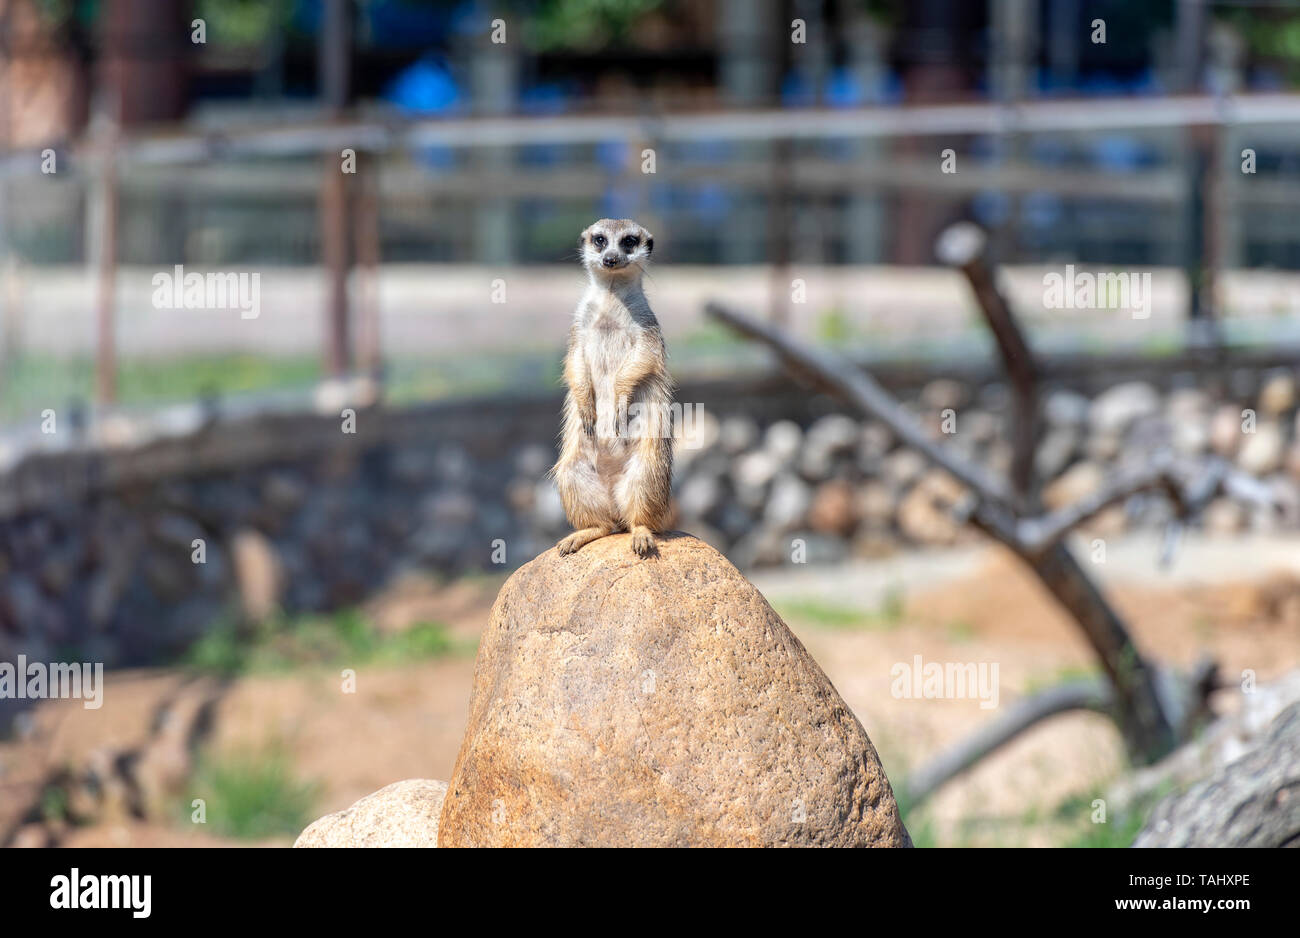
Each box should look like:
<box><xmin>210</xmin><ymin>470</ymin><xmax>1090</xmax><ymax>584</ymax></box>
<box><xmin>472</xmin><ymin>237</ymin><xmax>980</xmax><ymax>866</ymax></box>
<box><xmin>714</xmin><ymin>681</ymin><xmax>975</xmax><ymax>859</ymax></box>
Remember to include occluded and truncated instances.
<box><xmin>1090</xmin><ymin>382</ymin><xmax>1160</xmax><ymax>436</ymax></box>
<box><xmin>733</xmin><ymin>450</ymin><xmax>779</xmax><ymax>507</ymax></box>
<box><xmin>855</xmin><ymin>481</ymin><xmax>895</xmax><ymax>530</ymax></box>
<box><xmin>1257</xmin><ymin>370</ymin><xmax>1297</xmax><ymax>417</ymax></box>
<box><xmin>897</xmin><ymin>470</ymin><xmax>966</xmax><ymax>545</ymax></box>
<box><xmin>717</xmin><ymin>415</ymin><xmax>760</xmax><ymax>455</ymax></box>
<box><xmin>295</xmin><ymin>779</ymin><xmax>448</xmax><ymax>848</ymax></box>
<box><xmin>262</xmin><ymin>473</ymin><xmax>308</xmax><ymax>512</ymax></box>
<box><xmin>1044</xmin><ymin>389</ymin><xmax>1091</xmax><ymax>429</ymax></box>
<box><xmin>1171</xmin><ymin>418</ymin><xmax>1210</xmax><ymax>456</ymax></box>
<box><xmin>433</xmin><ymin>445</ymin><xmax>472</xmax><ymax>486</ymax></box>
<box><xmin>958</xmin><ymin>409</ymin><xmax>1000</xmax><ymax>447</ymax></box>
<box><xmin>1202</xmin><ymin>498</ymin><xmax>1245</xmax><ymax>535</ymax></box>
<box><xmin>1086</xmin><ymin>431</ymin><xmax>1123</xmax><ymax>462</ymax></box>
<box><xmin>763</xmin><ymin>420</ymin><xmax>803</xmax><ymax>466</ymax></box>
<box><xmin>920</xmin><ymin>379</ymin><xmax>966</xmax><ymax>411</ymax></box>
<box><xmin>856</xmin><ymin>423</ymin><xmax>893</xmax><ymax>473</ymax></box>
<box><xmin>881</xmin><ymin>449</ymin><xmax>927</xmax><ymax>489</ymax></box>
<box><xmin>1237</xmin><ymin>422</ymin><xmax>1285</xmax><ymax>476</ymax></box>
<box><xmin>677</xmin><ymin>472</ymin><xmax>724</xmax><ymax>521</ymax></box>
<box><xmin>9</xmin><ymin>824</ymin><xmax>52</xmax><ymax>848</ymax></box>
<box><xmin>421</xmin><ymin>489</ymin><xmax>477</xmax><ymax>528</ymax></box>
<box><xmin>230</xmin><ymin>529</ymin><xmax>284</xmax><ymax>623</ymax></box>
<box><xmin>1035</xmin><ymin>428</ymin><xmax>1078</xmax><ymax>480</ymax></box>
<box><xmin>806</xmin><ymin>414</ymin><xmax>861</xmax><ymax>453</ymax></box>
<box><xmin>1210</xmin><ymin>405</ymin><xmax>1247</xmax><ymax>458</ymax></box>
<box><xmin>808</xmin><ymin>479</ymin><xmax>859</xmax><ymax>537</ymax></box>
<box><xmin>1166</xmin><ymin>388</ymin><xmax>1209</xmax><ymax>420</ymax></box>
<box><xmin>1043</xmin><ymin>461</ymin><xmax>1104</xmax><ymax>511</ymax></box>
<box><xmin>764</xmin><ymin>473</ymin><xmax>812</xmax><ymax>531</ymax></box>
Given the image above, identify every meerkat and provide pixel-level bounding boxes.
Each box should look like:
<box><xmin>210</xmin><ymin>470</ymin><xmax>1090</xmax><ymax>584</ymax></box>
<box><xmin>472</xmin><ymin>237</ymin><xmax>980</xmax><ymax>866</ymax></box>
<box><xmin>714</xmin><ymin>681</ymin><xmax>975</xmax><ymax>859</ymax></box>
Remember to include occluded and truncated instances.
<box><xmin>551</xmin><ymin>218</ymin><xmax>674</xmax><ymax>557</ymax></box>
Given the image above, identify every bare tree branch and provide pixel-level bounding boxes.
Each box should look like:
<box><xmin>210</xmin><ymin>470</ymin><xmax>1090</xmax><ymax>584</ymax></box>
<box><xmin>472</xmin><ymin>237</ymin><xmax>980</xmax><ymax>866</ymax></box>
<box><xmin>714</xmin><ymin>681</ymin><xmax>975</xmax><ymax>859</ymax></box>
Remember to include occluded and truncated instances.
<box><xmin>904</xmin><ymin>677</ymin><xmax>1113</xmax><ymax>806</ymax></box>
<box><xmin>937</xmin><ymin>222</ymin><xmax>1040</xmax><ymax>501</ymax></box>
<box><xmin>1016</xmin><ymin>455</ymin><xmax>1205</xmax><ymax>555</ymax></box>
<box><xmin>705</xmin><ymin>301</ymin><xmax>1016</xmax><ymax>507</ymax></box>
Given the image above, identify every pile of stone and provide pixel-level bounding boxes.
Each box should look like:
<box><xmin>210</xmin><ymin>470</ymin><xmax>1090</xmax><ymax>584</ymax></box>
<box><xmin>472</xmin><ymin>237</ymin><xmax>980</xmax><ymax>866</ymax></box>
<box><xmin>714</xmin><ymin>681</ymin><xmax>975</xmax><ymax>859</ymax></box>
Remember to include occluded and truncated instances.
<box><xmin>552</xmin><ymin>372</ymin><xmax>1300</xmax><ymax>565</ymax></box>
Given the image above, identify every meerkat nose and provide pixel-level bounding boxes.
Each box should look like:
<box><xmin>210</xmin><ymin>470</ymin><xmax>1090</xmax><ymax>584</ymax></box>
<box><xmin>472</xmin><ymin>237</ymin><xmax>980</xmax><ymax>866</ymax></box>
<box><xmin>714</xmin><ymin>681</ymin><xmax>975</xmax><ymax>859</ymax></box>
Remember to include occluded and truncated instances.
<box><xmin>602</xmin><ymin>254</ymin><xmax>620</xmax><ymax>268</ymax></box>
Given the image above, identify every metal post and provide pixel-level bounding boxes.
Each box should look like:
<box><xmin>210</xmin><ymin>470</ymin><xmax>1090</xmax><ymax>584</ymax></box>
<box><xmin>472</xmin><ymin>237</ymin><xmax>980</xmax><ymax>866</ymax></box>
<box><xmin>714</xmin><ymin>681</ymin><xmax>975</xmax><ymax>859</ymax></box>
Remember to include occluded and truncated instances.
<box><xmin>93</xmin><ymin>128</ymin><xmax>119</xmax><ymax>405</ymax></box>
<box><xmin>319</xmin><ymin>0</ymin><xmax>352</xmax><ymax>377</ymax></box>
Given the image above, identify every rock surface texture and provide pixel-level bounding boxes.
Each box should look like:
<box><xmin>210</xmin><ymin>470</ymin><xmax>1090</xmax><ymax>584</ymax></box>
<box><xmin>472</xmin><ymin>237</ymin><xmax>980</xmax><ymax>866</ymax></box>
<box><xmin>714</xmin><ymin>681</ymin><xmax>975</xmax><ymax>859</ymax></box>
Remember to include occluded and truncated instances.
<box><xmin>437</xmin><ymin>533</ymin><xmax>911</xmax><ymax>847</ymax></box>
<box><xmin>294</xmin><ymin>779</ymin><xmax>447</xmax><ymax>847</ymax></box>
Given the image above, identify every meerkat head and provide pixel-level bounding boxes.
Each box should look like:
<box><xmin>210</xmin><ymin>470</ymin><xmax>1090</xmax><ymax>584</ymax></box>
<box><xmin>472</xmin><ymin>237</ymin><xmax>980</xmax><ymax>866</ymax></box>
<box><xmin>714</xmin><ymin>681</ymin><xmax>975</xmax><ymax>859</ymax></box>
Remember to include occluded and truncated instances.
<box><xmin>579</xmin><ymin>218</ymin><xmax>654</xmax><ymax>282</ymax></box>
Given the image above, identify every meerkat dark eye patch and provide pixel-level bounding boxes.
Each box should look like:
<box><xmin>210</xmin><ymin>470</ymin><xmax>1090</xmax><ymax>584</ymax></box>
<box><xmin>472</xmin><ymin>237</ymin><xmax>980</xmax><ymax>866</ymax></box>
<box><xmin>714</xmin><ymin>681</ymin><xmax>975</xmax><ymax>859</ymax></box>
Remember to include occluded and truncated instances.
<box><xmin>620</xmin><ymin>235</ymin><xmax>640</xmax><ymax>251</ymax></box>
<box><xmin>592</xmin><ymin>234</ymin><xmax>608</xmax><ymax>249</ymax></box>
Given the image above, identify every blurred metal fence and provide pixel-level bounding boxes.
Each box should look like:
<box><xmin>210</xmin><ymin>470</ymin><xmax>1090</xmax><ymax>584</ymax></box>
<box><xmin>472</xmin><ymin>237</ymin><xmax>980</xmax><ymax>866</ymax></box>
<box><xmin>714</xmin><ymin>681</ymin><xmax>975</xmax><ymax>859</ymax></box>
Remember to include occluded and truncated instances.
<box><xmin>3</xmin><ymin>94</ymin><xmax>1300</xmax><ymax>425</ymax></box>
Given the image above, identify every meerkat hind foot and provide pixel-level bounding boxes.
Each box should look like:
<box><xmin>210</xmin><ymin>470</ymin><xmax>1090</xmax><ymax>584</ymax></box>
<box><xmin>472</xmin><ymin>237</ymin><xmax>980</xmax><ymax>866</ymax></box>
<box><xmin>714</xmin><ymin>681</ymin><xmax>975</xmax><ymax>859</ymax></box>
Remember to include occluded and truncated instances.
<box><xmin>558</xmin><ymin>526</ymin><xmax>612</xmax><ymax>555</ymax></box>
<box><xmin>630</xmin><ymin>526</ymin><xmax>658</xmax><ymax>557</ymax></box>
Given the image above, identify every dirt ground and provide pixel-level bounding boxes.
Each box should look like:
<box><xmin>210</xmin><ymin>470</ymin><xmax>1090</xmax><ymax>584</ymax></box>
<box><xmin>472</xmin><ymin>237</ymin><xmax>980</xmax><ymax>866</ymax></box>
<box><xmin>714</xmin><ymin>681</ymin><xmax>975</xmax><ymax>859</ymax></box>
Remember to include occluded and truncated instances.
<box><xmin>3</xmin><ymin>534</ymin><xmax>1298</xmax><ymax>848</ymax></box>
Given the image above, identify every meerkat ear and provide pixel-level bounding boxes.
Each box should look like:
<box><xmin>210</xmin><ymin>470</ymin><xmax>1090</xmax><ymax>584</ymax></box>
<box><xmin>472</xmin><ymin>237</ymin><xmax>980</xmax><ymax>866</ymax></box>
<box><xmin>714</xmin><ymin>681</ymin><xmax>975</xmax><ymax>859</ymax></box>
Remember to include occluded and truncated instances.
<box><xmin>645</xmin><ymin>236</ymin><xmax>654</xmax><ymax>255</ymax></box>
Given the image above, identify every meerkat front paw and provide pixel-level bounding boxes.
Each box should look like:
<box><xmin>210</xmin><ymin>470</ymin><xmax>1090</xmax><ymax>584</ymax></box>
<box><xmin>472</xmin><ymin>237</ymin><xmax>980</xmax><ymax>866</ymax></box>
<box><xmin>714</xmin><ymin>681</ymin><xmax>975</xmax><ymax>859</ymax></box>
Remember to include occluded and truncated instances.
<box><xmin>557</xmin><ymin>532</ymin><xmax>586</xmax><ymax>555</ymax></box>
<box><xmin>558</xmin><ymin>526</ymin><xmax>610</xmax><ymax>555</ymax></box>
<box><xmin>630</xmin><ymin>527</ymin><xmax>658</xmax><ymax>557</ymax></box>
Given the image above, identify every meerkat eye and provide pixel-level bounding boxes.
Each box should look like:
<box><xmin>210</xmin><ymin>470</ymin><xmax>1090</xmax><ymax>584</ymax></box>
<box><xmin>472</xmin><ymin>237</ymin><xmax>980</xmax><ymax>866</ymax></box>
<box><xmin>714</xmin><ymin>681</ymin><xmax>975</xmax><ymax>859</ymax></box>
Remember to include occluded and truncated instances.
<box><xmin>592</xmin><ymin>234</ymin><xmax>607</xmax><ymax>249</ymax></box>
<box><xmin>620</xmin><ymin>235</ymin><xmax>640</xmax><ymax>252</ymax></box>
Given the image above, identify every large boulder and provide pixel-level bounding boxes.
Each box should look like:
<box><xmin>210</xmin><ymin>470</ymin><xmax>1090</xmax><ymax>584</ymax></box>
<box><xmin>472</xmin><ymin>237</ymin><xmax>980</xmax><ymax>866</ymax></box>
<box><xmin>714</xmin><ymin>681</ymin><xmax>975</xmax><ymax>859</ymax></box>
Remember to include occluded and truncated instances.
<box><xmin>295</xmin><ymin>779</ymin><xmax>447</xmax><ymax>847</ymax></box>
<box><xmin>438</xmin><ymin>533</ymin><xmax>911</xmax><ymax>847</ymax></box>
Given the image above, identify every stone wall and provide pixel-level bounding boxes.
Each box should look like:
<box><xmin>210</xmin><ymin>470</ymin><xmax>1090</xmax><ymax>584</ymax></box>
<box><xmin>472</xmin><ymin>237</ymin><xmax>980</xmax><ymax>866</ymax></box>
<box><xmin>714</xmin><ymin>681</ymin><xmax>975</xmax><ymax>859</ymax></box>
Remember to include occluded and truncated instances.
<box><xmin>1</xmin><ymin>363</ymin><xmax>1298</xmax><ymax>686</ymax></box>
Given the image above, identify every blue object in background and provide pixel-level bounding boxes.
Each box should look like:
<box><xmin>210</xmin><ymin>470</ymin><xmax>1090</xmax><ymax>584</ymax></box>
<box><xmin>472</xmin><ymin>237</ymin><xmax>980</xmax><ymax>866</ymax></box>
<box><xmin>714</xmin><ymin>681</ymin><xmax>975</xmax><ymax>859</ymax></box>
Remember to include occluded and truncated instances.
<box><xmin>781</xmin><ymin>69</ymin><xmax>818</xmax><ymax>108</ymax></box>
<box><xmin>690</xmin><ymin>184</ymin><xmax>730</xmax><ymax>225</ymax></box>
<box><xmin>972</xmin><ymin>191</ymin><xmax>1011</xmax><ymax>227</ymax></box>
<box><xmin>1090</xmin><ymin>134</ymin><xmax>1155</xmax><ymax>171</ymax></box>
<box><xmin>383</xmin><ymin>55</ymin><xmax>461</xmax><ymax>115</ymax></box>
<box><xmin>595</xmin><ymin>140</ymin><xmax>629</xmax><ymax>172</ymax></box>
<box><xmin>1022</xmin><ymin>191</ymin><xmax>1065</xmax><ymax>230</ymax></box>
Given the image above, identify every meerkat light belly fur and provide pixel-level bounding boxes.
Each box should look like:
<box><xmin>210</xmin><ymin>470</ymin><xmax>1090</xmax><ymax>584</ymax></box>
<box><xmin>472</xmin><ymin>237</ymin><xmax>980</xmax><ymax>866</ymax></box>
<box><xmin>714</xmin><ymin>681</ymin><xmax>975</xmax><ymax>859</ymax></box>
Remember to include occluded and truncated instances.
<box><xmin>551</xmin><ymin>218</ymin><xmax>674</xmax><ymax>557</ymax></box>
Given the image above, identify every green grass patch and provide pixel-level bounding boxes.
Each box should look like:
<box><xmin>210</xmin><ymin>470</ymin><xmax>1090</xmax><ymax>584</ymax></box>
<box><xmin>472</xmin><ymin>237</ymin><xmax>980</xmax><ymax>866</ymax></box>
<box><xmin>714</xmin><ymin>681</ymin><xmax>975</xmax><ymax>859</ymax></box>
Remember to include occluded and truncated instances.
<box><xmin>39</xmin><ymin>784</ymin><xmax>71</xmax><ymax>825</ymax></box>
<box><xmin>774</xmin><ymin>585</ymin><xmax>905</xmax><ymax>631</ymax></box>
<box><xmin>1057</xmin><ymin>783</ymin><xmax>1171</xmax><ymax>848</ymax></box>
<box><xmin>183</xmin><ymin>747</ymin><xmax>319</xmax><ymax>840</ymax></box>
<box><xmin>944</xmin><ymin>619</ymin><xmax>978</xmax><ymax>642</ymax></box>
<box><xmin>814</xmin><ymin>307</ymin><xmax>855</xmax><ymax>344</ymax></box>
<box><xmin>676</xmin><ymin>320</ymin><xmax>746</xmax><ymax>354</ymax></box>
<box><xmin>181</xmin><ymin>608</ymin><xmax>468</xmax><ymax>677</ymax></box>
<box><xmin>0</xmin><ymin>352</ymin><xmax>321</xmax><ymax>421</ymax></box>
<box><xmin>1022</xmin><ymin>663</ymin><xmax>1102</xmax><ymax>696</ymax></box>
<box><xmin>384</xmin><ymin>348</ymin><xmax>561</xmax><ymax>404</ymax></box>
